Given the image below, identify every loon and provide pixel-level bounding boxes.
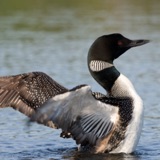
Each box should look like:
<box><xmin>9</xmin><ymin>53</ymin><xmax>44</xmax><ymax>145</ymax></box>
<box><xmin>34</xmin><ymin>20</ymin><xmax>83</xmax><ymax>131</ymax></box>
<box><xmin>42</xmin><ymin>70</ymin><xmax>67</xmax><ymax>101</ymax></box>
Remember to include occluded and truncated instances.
<box><xmin>0</xmin><ymin>33</ymin><xmax>149</xmax><ymax>153</ymax></box>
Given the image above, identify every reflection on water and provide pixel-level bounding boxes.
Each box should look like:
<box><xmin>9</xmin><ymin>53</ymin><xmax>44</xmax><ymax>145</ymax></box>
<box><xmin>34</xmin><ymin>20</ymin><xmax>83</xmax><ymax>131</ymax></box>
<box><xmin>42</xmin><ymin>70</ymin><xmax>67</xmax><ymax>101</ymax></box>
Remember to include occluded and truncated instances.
<box><xmin>0</xmin><ymin>0</ymin><xmax>160</xmax><ymax>160</ymax></box>
<box><xmin>63</xmin><ymin>151</ymin><xmax>140</xmax><ymax>160</ymax></box>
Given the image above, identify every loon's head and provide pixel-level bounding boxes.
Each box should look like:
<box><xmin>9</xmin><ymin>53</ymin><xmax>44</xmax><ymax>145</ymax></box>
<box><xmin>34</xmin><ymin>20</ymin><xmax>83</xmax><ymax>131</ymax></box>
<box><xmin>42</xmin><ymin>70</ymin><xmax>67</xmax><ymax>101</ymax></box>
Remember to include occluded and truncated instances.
<box><xmin>88</xmin><ymin>33</ymin><xmax>149</xmax><ymax>64</ymax></box>
<box><xmin>87</xmin><ymin>33</ymin><xmax>149</xmax><ymax>92</ymax></box>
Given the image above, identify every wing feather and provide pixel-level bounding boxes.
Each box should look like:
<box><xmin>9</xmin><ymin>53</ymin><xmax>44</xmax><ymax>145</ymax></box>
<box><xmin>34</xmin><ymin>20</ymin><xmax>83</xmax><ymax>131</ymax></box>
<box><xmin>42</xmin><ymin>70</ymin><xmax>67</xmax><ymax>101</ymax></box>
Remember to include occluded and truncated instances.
<box><xmin>31</xmin><ymin>85</ymin><xmax>119</xmax><ymax>145</ymax></box>
<box><xmin>0</xmin><ymin>72</ymin><xmax>68</xmax><ymax>128</ymax></box>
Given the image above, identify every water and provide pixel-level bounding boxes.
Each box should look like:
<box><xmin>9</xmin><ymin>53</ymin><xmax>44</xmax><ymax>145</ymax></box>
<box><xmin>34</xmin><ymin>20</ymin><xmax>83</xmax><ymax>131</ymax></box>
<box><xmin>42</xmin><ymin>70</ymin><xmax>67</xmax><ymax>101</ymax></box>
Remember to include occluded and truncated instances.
<box><xmin>0</xmin><ymin>0</ymin><xmax>160</xmax><ymax>159</ymax></box>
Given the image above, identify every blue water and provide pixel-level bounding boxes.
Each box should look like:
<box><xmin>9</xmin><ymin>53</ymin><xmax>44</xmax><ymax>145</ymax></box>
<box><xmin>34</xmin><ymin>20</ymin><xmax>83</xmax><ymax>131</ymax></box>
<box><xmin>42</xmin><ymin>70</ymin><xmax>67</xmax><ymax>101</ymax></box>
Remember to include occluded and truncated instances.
<box><xmin>0</xmin><ymin>1</ymin><xmax>160</xmax><ymax>159</ymax></box>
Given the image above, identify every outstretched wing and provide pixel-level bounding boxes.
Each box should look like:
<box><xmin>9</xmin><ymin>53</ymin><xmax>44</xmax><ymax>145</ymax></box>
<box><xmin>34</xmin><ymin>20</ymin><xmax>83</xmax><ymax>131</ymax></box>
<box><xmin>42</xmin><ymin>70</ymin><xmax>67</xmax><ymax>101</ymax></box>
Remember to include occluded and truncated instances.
<box><xmin>31</xmin><ymin>85</ymin><xmax>119</xmax><ymax>145</ymax></box>
<box><xmin>0</xmin><ymin>72</ymin><xmax>68</xmax><ymax>128</ymax></box>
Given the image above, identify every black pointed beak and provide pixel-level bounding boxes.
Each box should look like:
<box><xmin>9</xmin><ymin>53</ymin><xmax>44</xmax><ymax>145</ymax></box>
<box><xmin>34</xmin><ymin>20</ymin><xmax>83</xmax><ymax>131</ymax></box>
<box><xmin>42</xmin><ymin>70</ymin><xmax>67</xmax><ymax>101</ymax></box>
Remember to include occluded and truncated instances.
<box><xmin>115</xmin><ymin>37</ymin><xmax>150</xmax><ymax>59</ymax></box>
<box><xmin>128</xmin><ymin>39</ymin><xmax>150</xmax><ymax>47</ymax></box>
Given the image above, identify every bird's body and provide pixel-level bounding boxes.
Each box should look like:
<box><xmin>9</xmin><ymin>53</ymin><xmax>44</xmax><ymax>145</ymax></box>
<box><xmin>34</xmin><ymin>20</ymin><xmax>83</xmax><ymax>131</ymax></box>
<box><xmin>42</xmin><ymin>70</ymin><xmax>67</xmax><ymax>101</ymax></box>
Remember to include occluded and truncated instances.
<box><xmin>107</xmin><ymin>74</ymin><xmax>143</xmax><ymax>153</ymax></box>
<box><xmin>0</xmin><ymin>33</ymin><xmax>149</xmax><ymax>153</ymax></box>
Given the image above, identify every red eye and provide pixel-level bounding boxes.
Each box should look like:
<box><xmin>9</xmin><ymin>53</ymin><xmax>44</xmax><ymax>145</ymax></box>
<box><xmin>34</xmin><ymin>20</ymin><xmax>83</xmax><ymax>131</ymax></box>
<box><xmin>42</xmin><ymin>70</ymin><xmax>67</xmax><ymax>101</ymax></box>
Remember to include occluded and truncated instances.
<box><xmin>118</xmin><ymin>41</ymin><xmax>123</xmax><ymax>46</ymax></box>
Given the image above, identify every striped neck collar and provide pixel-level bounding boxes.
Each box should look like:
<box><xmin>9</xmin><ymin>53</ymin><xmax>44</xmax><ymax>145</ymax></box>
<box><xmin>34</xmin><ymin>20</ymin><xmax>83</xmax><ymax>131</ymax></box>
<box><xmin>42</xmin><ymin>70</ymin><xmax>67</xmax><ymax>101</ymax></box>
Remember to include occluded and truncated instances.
<box><xmin>89</xmin><ymin>60</ymin><xmax>113</xmax><ymax>72</ymax></box>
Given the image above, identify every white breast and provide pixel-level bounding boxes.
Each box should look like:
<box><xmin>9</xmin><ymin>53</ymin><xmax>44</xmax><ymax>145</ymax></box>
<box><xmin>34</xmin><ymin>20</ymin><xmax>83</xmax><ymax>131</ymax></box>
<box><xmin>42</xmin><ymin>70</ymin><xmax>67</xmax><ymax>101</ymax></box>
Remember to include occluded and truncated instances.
<box><xmin>110</xmin><ymin>74</ymin><xmax>144</xmax><ymax>153</ymax></box>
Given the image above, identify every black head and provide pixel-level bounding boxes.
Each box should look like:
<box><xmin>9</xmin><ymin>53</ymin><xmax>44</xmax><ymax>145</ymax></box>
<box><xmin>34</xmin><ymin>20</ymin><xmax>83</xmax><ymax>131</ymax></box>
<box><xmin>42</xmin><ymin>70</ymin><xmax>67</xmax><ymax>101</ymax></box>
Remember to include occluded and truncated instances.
<box><xmin>88</xmin><ymin>33</ymin><xmax>149</xmax><ymax>64</ymax></box>
<box><xmin>87</xmin><ymin>34</ymin><xmax>149</xmax><ymax>92</ymax></box>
